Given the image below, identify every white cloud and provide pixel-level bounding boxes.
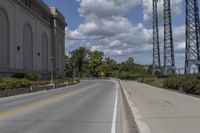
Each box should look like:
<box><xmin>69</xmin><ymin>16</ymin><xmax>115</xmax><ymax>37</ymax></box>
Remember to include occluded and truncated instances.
<box><xmin>78</xmin><ymin>0</ymin><xmax>141</xmax><ymax>19</ymax></box>
<box><xmin>66</xmin><ymin>0</ymin><xmax>185</xmax><ymax>65</ymax></box>
<box><xmin>142</xmin><ymin>0</ymin><xmax>182</xmax><ymax>22</ymax></box>
<box><xmin>67</xmin><ymin>19</ymin><xmax>185</xmax><ymax>57</ymax></box>
<box><xmin>67</xmin><ymin>16</ymin><xmax>132</xmax><ymax>40</ymax></box>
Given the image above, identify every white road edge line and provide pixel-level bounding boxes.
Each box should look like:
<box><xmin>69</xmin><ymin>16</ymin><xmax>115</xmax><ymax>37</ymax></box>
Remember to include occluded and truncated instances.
<box><xmin>111</xmin><ymin>80</ymin><xmax>119</xmax><ymax>133</ymax></box>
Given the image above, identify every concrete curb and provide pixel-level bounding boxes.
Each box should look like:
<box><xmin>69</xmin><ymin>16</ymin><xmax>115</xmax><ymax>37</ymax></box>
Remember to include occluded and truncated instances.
<box><xmin>118</xmin><ymin>79</ymin><xmax>139</xmax><ymax>133</ymax></box>
<box><xmin>119</xmin><ymin>80</ymin><xmax>152</xmax><ymax>133</ymax></box>
<box><xmin>0</xmin><ymin>82</ymin><xmax>79</xmax><ymax>98</ymax></box>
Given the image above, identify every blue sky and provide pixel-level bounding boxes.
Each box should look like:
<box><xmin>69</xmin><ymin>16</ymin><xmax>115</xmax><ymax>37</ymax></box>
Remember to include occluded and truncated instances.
<box><xmin>43</xmin><ymin>0</ymin><xmax>83</xmax><ymax>30</ymax></box>
<box><xmin>44</xmin><ymin>0</ymin><xmax>185</xmax><ymax>29</ymax></box>
<box><xmin>43</xmin><ymin>0</ymin><xmax>199</xmax><ymax>68</ymax></box>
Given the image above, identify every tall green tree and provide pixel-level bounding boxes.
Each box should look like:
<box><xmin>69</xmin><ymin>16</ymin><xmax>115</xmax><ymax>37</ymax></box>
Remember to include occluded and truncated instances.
<box><xmin>65</xmin><ymin>55</ymin><xmax>73</xmax><ymax>77</ymax></box>
<box><xmin>120</xmin><ymin>57</ymin><xmax>135</xmax><ymax>71</ymax></box>
<box><xmin>101</xmin><ymin>57</ymin><xmax>118</xmax><ymax>77</ymax></box>
<box><xmin>87</xmin><ymin>50</ymin><xmax>104</xmax><ymax>77</ymax></box>
<box><xmin>69</xmin><ymin>47</ymin><xmax>89</xmax><ymax>77</ymax></box>
<box><xmin>65</xmin><ymin>47</ymin><xmax>152</xmax><ymax>79</ymax></box>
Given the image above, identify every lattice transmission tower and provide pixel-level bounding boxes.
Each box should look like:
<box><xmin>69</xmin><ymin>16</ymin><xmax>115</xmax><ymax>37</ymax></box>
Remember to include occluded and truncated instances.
<box><xmin>185</xmin><ymin>0</ymin><xmax>200</xmax><ymax>74</ymax></box>
<box><xmin>163</xmin><ymin>0</ymin><xmax>175</xmax><ymax>74</ymax></box>
<box><xmin>152</xmin><ymin>0</ymin><xmax>161</xmax><ymax>71</ymax></box>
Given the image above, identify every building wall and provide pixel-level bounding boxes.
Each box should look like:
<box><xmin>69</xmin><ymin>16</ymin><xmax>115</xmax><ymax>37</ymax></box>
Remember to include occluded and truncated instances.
<box><xmin>0</xmin><ymin>0</ymin><xmax>15</xmax><ymax>70</ymax></box>
<box><xmin>55</xmin><ymin>28</ymin><xmax>65</xmax><ymax>74</ymax></box>
<box><xmin>0</xmin><ymin>0</ymin><xmax>65</xmax><ymax>77</ymax></box>
<box><xmin>14</xmin><ymin>1</ymin><xmax>52</xmax><ymax>72</ymax></box>
<box><xmin>0</xmin><ymin>5</ymin><xmax>9</xmax><ymax>68</ymax></box>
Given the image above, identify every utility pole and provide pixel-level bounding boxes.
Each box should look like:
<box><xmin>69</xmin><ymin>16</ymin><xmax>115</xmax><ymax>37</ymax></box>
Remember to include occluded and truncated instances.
<box><xmin>152</xmin><ymin>0</ymin><xmax>161</xmax><ymax>74</ymax></box>
<box><xmin>163</xmin><ymin>0</ymin><xmax>175</xmax><ymax>75</ymax></box>
<box><xmin>73</xmin><ymin>62</ymin><xmax>76</xmax><ymax>82</ymax></box>
<box><xmin>185</xmin><ymin>0</ymin><xmax>200</xmax><ymax>74</ymax></box>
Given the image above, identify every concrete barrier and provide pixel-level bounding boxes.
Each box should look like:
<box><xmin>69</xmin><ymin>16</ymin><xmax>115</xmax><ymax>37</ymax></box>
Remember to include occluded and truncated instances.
<box><xmin>0</xmin><ymin>88</ymin><xmax>30</xmax><ymax>98</ymax></box>
<box><xmin>0</xmin><ymin>82</ymin><xmax>79</xmax><ymax>98</ymax></box>
<box><xmin>118</xmin><ymin>80</ymin><xmax>139</xmax><ymax>133</ymax></box>
<box><xmin>31</xmin><ymin>84</ymin><xmax>54</xmax><ymax>92</ymax></box>
<box><xmin>55</xmin><ymin>83</ymin><xmax>68</xmax><ymax>88</ymax></box>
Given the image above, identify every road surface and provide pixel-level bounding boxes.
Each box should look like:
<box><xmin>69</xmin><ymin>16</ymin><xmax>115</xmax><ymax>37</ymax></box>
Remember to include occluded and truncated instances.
<box><xmin>0</xmin><ymin>80</ymin><xmax>122</xmax><ymax>133</ymax></box>
<box><xmin>122</xmin><ymin>81</ymin><xmax>200</xmax><ymax>133</ymax></box>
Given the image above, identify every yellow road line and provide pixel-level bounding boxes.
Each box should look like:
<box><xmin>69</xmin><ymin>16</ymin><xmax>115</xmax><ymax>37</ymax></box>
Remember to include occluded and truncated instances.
<box><xmin>0</xmin><ymin>83</ymin><xmax>99</xmax><ymax>119</ymax></box>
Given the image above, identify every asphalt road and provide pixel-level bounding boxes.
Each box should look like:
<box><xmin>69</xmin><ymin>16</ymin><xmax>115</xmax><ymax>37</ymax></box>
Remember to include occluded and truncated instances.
<box><xmin>122</xmin><ymin>81</ymin><xmax>200</xmax><ymax>133</ymax></box>
<box><xmin>0</xmin><ymin>80</ymin><xmax>122</xmax><ymax>133</ymax></box>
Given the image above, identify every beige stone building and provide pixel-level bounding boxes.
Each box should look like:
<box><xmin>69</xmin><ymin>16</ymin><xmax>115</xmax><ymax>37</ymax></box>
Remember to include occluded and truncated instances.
<box><xmin>0</xmin><ymin>0</ymin><xmax>67</xmax><ymax>77</ymax></box>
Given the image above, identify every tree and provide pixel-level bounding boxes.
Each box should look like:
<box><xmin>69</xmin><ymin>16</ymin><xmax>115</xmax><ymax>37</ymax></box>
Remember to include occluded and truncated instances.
<box><xmin>102</xmin><ymin>57</ymin><xmax>118</xmax><ymax>77</ymax></box>
<box><xmin>65</xmin><ymin>47</ymin><xmax>152</xmax><ymax>79</ymax></box>
<box><xmin>87</xmin><ymin>50</ymin><xmax>104</xmax><ymax>77</ymax></box>
<box><xmin>120</xmin><ymin>57</ymin><xmax>135</xmax><ymax>71</ymax></box>
<box><xmin>69</xmin><ymin>47</ymin><xmax>89</xmax><ymax>77</ymax></box>
<box><xmin>65</xmin><ymin>55</ymin><xmax>73</xmax><ymax>77</ymax></box>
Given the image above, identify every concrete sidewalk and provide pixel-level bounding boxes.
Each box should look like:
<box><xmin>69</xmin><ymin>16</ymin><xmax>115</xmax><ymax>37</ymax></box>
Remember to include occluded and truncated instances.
<box><xmin>121</xmin><ymin>80</ymin><xmax>200</xmax><ymax>133</ymax></box>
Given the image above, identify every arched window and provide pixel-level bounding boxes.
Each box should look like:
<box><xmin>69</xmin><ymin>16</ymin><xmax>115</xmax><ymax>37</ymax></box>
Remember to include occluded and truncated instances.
<box><xmin>41</xmin><ymin>33</ymin><xmax>48</xmax><ymax>71</ymax></box>
<box><xmin>23</xmin><ymin>23</ymin><xmax>33</xmax><ymax>70</ymax></box>
<box><xmin>0</xmin><ymin>9</ymin><xmax>9</xmax><ymax>67</ymax></box>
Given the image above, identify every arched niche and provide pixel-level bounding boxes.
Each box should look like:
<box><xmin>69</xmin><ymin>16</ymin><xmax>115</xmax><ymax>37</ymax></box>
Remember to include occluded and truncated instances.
<box><xmin>41</xmin><ymin>33</ymin><xmax>48</xmax><ymax>71</ymax></box>
<box><xmin>0</xmin><ymin>8</ymin><xmax>9</xmax><ymax>67</ymax></box>
<box><xmin>23</xmin><ymin>23</ymin><xmax>33</xmax><ymax>70</ymax></box>
<box><xmin>58</xmin><ymin>41</ymin><xmax>63</xmax><ymax>71</ymax></box>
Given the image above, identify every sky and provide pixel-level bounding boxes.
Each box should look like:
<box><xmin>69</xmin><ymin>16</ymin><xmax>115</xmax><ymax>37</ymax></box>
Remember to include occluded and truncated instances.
<box><xmin>43</xmin><ymin>0</ymin><xmax>200</xmax><ymax>68</ymax></box>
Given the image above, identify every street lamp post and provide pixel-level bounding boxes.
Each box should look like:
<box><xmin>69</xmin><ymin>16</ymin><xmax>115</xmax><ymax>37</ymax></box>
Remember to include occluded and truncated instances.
<box><xmin>73</xmin><ymin>62</ymin><xmax>76</xmax><ymax>83</ymax></box>
<box><xmin>51</xmin><ymin>56</ymin><xmax>55</xmax><ymax>88</ymax></box>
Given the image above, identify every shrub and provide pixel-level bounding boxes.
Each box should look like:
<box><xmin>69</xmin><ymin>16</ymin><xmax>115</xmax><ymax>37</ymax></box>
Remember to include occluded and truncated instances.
<box><xmin>53</xmin><ymin>77</ymin><xmax>80</xmax><ymax>84</ymax></box>
<box><xmin>111</xmin><ymin>70</ymin><xmax>120</xmax><ymax>78</ymax></box>
<box><xmin>142</xmin><ymin>77</ymin><xmax>164</xmax><ymax>88</ymax></box>
<box><xmin>0</xmin><ymin>82</ymin><xmax>9</xmax><ymax>90</ymax></box>
<box><xmin>142</xmin><ymin>74</ymin><xmax>200</xmax><ymax>95</ymax></box>
<box><xmin>164</xmin><ymin>78</ymin><xmax>174</xmax><ymax>89</ymax></box>
<box><xmin>194</xmin><ymin>83</ymin><xmax>200</xmax><ymax>95</ymax></box>
<box><xmin>163</xmin><ymin>76</ymin><xmax>187</xmax><ymax>90</ymax></box>
<box><xmin>0</xmin><ymin>78</ymin><xmax>33</xmax><ymax>90</ymax></box>
<box><xmin>75</xmin><ymin>78</ymin><xmax>80</xmax><ymax>83</ymax></box>
<box><xmin>196</xmin><ymin>74</ymin><xmax>200</xmax><ymax>80</ymax></box>
<box><xmin>143</xmin><ymin>78</ymin><xmax>156</xmax><ymax>84</ymax></box>
<box><xmin>119</xmin><ymin>72</ymin><xmax>143</xmax><ymax>80</ymax></box>
<box><xmin>137</xmin><ymin>78</ymin><xmax>144</xmax><ymax>83</ymax></box>
<box><xmin>64</xmin><ymin>77</ymin><xmax>75</xmax><ymax>83</ymax></box>
<box><xmin>130</xmin><ymin>74</ymin><xmax>143</xmax><ymax>80</ymax></box>
<box><xmin>182</xmin><ymin>79</ymin><xmax>199</xmax><ymax>94</ymax></box>
<box><xmin>163</xmin><ymin>75</ymin><xmax>200</xmax><ymax>94</ymax></box>
<box><xmin>24</xmin><ymin>73</ymin><xmax>41</xmax><ymax>81</ymax></box>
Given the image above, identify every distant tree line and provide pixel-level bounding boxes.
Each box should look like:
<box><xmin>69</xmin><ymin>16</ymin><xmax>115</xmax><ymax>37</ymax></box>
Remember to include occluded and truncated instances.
<box><xmin>65</xmin><ymin>47</ymin><xmax>152</xmax><ymax>79</ymax></box>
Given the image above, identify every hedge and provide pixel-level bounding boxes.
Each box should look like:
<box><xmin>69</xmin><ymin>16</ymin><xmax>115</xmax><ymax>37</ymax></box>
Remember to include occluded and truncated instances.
<box><xmin>163</xmin><ymin>75</ymin><xmax>200</xmax><ymax>95</ymax></box>
<box><xmin>119</xmin><ymin>72</ymin><xmax>143</xmax><ymax>80</ymax></box>
<box><xmin>0</xmin><ymin>78</ymin><xmax>33</xmax><ymax>90</ymax></box>
<box><xmin>142</xmin><ymin>77</ymin><xmax>164</xmax><ymax>88</ymax></box>
<box><xmin>0</xmin><ymin>77</ymin><xmax>80</xmax><ymax>90</ymax></box>
<box><xmin>141</xmin><ymin>74</ymin><xmax>200</xmax><ymax>96</ymax></box>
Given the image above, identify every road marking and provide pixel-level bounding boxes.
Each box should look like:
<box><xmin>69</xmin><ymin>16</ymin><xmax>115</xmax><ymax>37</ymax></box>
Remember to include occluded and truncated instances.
<box><xmin>111</xmin><ymin>81</ymin><xmax>118</xmax><ymax>133</ymax></box>
<box><xmin>0</xmin><ymin>83</ymin><xmax>99</xmax><ymax>119</ymax></box>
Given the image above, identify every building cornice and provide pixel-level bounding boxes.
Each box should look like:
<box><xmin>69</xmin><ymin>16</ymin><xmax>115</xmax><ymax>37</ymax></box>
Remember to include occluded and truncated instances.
<box><xmin>14</xmin><ymin>0</ymin><xmax>67</xmax><ymax>32</ymax></box>
<box><xmin>15</xmin><ymin>0</ymin><xmax>52</xmax><ymax>25</ymax></box>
